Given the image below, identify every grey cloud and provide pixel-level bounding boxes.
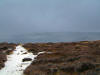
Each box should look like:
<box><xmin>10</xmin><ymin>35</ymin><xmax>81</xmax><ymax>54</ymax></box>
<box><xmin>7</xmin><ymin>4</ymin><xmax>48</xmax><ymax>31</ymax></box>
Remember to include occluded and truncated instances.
<box><xmin>0</xmin><ymin>0</ymin><xmax>100</xmax><ymax>34</ymax></box>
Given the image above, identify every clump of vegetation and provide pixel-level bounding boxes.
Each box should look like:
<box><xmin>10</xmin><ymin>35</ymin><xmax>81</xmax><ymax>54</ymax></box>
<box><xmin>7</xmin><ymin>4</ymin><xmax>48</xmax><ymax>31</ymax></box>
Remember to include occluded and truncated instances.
<box><xmin>23</xmin><ymin>40</ymin><xmax>100</xmax><ymax>75</ymax></box>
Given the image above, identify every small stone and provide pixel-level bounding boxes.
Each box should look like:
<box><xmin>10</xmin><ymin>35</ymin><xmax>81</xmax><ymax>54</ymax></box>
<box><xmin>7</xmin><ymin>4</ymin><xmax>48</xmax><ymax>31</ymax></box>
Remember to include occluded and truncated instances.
<box><xmin>22</xmin><ymin>58</ymin><xmax>32</xmax><ymax>62</ymax></box>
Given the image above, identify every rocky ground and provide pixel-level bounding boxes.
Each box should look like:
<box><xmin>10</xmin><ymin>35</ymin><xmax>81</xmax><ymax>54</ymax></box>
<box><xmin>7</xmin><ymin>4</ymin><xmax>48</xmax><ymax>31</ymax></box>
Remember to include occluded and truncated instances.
<box><xmin>23</xmin><ymin>40</ymin><xmax>100</xmax><ymax>75</ymax></box>
<box><xmin>0</xmin><ymin>42</ymin><xmax>16</xmax><ymax>69</ymax></box>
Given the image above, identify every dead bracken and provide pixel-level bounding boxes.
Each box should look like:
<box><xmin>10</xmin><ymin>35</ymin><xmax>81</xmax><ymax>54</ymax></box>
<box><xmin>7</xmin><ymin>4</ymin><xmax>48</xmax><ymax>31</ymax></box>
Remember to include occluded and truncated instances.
<box><xmin>23</xmin><ymin>40</ymin><xmax>100</xmax><ymax>75</ymax></box>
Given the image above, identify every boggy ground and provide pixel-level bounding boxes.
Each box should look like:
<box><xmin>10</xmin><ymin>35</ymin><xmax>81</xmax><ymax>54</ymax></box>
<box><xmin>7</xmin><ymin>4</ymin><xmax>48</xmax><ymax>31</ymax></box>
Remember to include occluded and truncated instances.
<box><xmin>23</xmin><ymin>40</ymin><xmax>100</xmax><ymax>75</ymax></box>
<box><xmin>0</xmin><ymin>42</ymin><xmax>16</xmax><ymax>69</ymax></box>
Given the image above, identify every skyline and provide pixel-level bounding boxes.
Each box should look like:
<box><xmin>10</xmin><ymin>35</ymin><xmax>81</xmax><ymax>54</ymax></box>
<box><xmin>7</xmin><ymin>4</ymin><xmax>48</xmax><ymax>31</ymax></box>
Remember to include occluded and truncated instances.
<box><xmin>0</xmin><ymin>0</ymin><xmax>100</xmax><ymax>34</ymax></box>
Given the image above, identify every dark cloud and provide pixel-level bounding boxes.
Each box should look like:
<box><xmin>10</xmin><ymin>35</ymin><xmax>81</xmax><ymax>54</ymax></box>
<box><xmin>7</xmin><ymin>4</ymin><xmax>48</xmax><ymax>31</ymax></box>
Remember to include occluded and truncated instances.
<box><xmin>0</xmin><ymin>0</ymin><xmax>100</xmax><ymax>34</ymax></box>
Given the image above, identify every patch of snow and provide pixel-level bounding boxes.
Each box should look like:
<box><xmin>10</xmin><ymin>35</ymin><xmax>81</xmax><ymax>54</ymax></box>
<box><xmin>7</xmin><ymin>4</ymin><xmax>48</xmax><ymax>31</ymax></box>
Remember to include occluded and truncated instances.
<box><xmin>0</xmin><ymin>45</ymin><xmax>44</xmax><ymax>75</ymax></box>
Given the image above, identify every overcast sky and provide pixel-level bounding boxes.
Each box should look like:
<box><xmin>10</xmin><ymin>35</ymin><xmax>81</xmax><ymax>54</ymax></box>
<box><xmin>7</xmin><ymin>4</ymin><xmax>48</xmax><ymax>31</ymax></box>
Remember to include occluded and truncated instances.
<box><xmin>0</xmin><ymin>0</ymin><xmax>100</xmax><ymax>34</ymax></box>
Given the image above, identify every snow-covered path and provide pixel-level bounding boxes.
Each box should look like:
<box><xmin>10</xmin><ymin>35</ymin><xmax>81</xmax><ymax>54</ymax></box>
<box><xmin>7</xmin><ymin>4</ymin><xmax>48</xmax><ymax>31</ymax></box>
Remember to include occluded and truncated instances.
<box><xmin>0</xmin><ymin>45</ymin><xmax>37</xmax><ymax>75</ymax></box>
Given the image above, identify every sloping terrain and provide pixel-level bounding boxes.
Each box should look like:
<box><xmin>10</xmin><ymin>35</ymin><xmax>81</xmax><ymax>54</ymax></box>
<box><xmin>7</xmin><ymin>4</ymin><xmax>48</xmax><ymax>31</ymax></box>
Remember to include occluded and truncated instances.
<box><xmin>23</xmin><ymin>41</ymin><xmax>100</xmax><ymax>75</ymax></box>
